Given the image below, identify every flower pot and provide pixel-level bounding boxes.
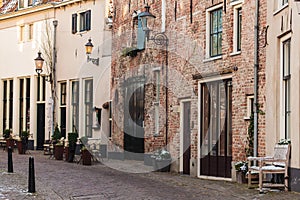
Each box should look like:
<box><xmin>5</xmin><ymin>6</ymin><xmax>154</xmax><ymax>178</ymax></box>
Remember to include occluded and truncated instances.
<box><xmin>6</xmin><ymin>139</ymin><xmax>14</xmax><ymax>152</ymax></box>
<box><xmin>152</xmin><ymin>159</ymin><xmax>171</xmax><ymax>172</ymax></box>
<box><xmin>82</xmin><ymin>149</ymin><xmax>92</xmax><ymax>165</ymax></box>
<box><xmin>236</xmin><ymin>171</ymin><xmax>247</xmax><ymax>184</ymax></box>
<box><xmin>17</xmin><ymin>141</ymin><xmax>24</xmax><ymax>154</ymax></box>
<box><xmin>54</xmin><ymin>145</ymin><xmax>64</xmax><ymax>160</ymax></box>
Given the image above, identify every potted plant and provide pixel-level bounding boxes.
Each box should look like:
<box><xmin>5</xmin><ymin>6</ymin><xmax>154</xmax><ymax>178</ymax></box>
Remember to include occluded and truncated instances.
<box><xmin>52</xmin><ymin>125</ymin><xmax>63</xmax><ymax>160</ymax></box>
<box><xmin>81</xmin><ymin>146</ymin><xmax>92</xmax><ymax>165</ymax></box>
<box><xmin>4</xmin><ymin>129</ymin><xmax>14</xmax><ymax>151</ymax></box>
<box><xmin>234</xmin><ymin>161</ymin><xmax>248</xmax><ymax>184</ymax></box>
<box><xmin>151</xmin><ymin>148</ymin><xmax>172</xmax><ymax>172</ymax></box>
<box><xmin>67</xmin><ymin>132</ymin><xmax>78</xmax><ymax>162</ymax></box>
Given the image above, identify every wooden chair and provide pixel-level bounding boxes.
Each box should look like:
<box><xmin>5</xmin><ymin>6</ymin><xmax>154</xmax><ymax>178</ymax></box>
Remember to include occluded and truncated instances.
<box><xmin>247</xmin><ymin>144</ymin><xmax>290</xmax><ymax>193</ymax></box>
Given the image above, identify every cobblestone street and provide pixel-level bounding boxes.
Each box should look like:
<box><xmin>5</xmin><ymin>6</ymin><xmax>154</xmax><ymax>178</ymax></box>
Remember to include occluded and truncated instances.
<box><xmin>0</xmin><ymin>150</ymin><xmax>300</xmax><ymax>200</ymax></box>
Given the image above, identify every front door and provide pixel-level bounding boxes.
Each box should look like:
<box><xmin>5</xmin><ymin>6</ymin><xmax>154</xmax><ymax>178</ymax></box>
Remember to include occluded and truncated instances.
<box><xmin>200</xmin><ymin>79</ymin><xmax>232</xmax><ymax>178</ymax></box>
<box><xmin>60</xmin><ymin>107</ymin><xmax>66</xmax><ymax>138</ymax></box>
<box><xmin>123</xmin><ymin>76</ymin><xmax>145</xmax><ymax>160</ymax></box>
<box><xmin>183</xmin><ymin>101</ymin><xmax>191</xmax><ymax>175</ymax></box>
<box><xmin>36</xmin><ymin>103</ymin><xmax>45</xmax><ymax>150</ymax></box>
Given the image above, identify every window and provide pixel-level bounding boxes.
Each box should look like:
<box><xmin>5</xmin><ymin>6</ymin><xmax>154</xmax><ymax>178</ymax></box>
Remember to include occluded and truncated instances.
<box><xmin>19</xmin><ymin>78</ymin><xmax>30</xmax><ymax>134</ymax></box>
<box><xmin>236</xmin><ymin>7</ymin><xmax>242</xmax><ymax>52</ymax></box>
<box><xmin>209</xmin><ymin>8</ymin><xmax>223</xmax><ymax>57</ymax></box>
<box><xmin>28</xmin><ymin>0</ymin><xmax>33</xmax><ymax>6</ymax></box>
<box><xmin>274</xmin><ymin>0</ymin><xmax>288</xmax><ymax>11</ymax></box>
<box><xmin>3</xmin><ymin>80</ymin><xmax>14</xmax><ymax>130</ymax></box>
<box><xmin>71</xmin><ymin>81</ymin><xmax>79</xmax><ymax>132</ymax></box>
<box><xmin>282</xmin><ymin>39</ymin><xmax>291</xmax><ymax>139</ymax></box>
<box><xmin>60</xmin><ymin>82</ymin><xmax>67</xmax><ymax>106</ymax></box>
<box><xmin>72</xmin><ymin>10</ymin><xmax>91</xmax><ymax>34</ymax></box>
<box><xmin>3</xmin><ymin>81</ymin><xmax>7</xmax><ymax>132</ymax></box>
<box><xmin>19</xmin><ymin>25</ymin><xmax>25</xmax><ymax>42</ymax></box>
<box><xmin>18</xmin><ymin>0</ymin><xmax>24</xmax><ymax>9</ymax></box>
<box><xmin>28</xmin><ymin>24</ymin><xmax>33</xmax><ymax>40</ymax></box>
<box><xmin>85</xmin><ymin>79</ymin><xmax>93</xmax><ymax>137</ymax></box>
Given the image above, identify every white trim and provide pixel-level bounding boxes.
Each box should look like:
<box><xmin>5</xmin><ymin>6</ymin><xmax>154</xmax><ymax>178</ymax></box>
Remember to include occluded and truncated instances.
<box><xmin>203</xmin><ymin>55</ymin><xmax>222</xmax><ymax>63</ymax></box>
<box><xmin>161</xmin><ymin>0</ymin><xmax>166</xmax><ymax>33</ymax></box>
<box><xmin>229</xmin><ymin>0</ymin><xmax>244</xmax><ymax>6</ymax></box>
<box><xmin>279</xmin><ymin>34</ymin><xmax>292</xmax><ymax>140</ymax></box>
<box><xmin>229</xmin><ymin>51</ymin><xmax>241</xmax><ymax>56</ymax></box>
<box><xmin>198</xmin><ymin>175</ymin><xmax>232</xmax><ymax>182</ymax></box>
<box><xmin>198</xmin><ymin>73</ymin><xmax>232</xmax><ymax>84</ymax></box>
<box><xmin>206</xmin><ymin>4</ymin><xmax>223</xmax><ymax>59</ymax></box>
<box><xmin>179</xmin><ymin>99</ymin><xmax>191</xmax><ymax>173</ymax></box>
<box><xmin>232</xmin><ymin>4</ymin><xmax>242</xmax><ymax>53</ymax></box>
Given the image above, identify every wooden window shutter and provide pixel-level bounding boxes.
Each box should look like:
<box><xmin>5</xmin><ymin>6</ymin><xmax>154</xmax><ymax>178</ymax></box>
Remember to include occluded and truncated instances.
<box><xmin>72</xmin><ymin>13</ymin><xmax>77</xmax><ymax>34</ymax></box>
<box><xmin>86</xmin><ymin>10</ymin><xmax>91</xmax><ymax>31</ymax></box>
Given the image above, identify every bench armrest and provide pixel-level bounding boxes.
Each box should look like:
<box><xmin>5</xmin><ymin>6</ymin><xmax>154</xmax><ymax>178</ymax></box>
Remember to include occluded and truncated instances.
<box><xmin>247</xmin><ymin>156</ymin><xmax>273</xmax><ymax>161</ymax></box>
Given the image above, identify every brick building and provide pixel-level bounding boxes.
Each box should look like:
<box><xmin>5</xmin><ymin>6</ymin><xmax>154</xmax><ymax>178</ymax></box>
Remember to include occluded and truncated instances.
<box><xmin>110</xmin><ymin>0</ymin><xmax>266</xmax><ymax>179</ymax></box>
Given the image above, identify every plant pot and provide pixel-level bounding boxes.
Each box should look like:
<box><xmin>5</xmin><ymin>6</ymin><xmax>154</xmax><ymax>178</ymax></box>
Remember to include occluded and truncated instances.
<box><xmin>68</xmin><ymin>144</ymin><xmax>76</xmax><ymax>162</ymax></box>
<box><xmin>236</xmin><ymin>171</ymin><xmax>247</xmax><ymax>184</ymax></box>
<box><xmin>6</xmin><ymin>139</ymin><xmax>14</xmax><ymax>152</ymax></box>
<box><xmin>152</xmin><ymin>159</ymin><xmax>171</xmax><ymax>172</ymax></box>
<box><xmin>82</xmin><ymin>149</ymin><xmax>91</xmax><ymax>165</ymax></box>
<box><xmin>17</xmin><ymin>141</ymin><xmax>24</xmax><ymax>154</ymax></box>
<box><xmin>54</xmin><ymin>145</ymin><xmax>64</xmax><ymax>160</ymax></box>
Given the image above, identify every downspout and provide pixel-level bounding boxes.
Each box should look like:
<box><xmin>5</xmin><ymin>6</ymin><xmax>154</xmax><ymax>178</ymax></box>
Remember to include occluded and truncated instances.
<box><xmin>52</xmin><ymin>20</ymin><xmax>58</xmax><ymax>135</ymax></box>
<box><xmin>253</xmin><ymin>0</ymin><xmax>259</xmax><ymax>158</ymax></box>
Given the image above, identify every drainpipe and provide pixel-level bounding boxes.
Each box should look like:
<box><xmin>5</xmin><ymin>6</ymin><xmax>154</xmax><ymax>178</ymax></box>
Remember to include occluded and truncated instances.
<box><xmin>253</xmin><ymin>0</ymin><xmax>259</xmax><ymax>158</ymax></box>
<box><xmin>52</xmin><ymin>20</ymin><xmax>58</xmax><ymax>135</ymax></box>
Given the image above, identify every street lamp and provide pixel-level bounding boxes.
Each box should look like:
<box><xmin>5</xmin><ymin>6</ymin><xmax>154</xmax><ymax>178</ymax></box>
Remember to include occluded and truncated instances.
<box><xmin>138</xmin><ymin>5</ymin><xmax>169</xmax><ymax>145</ymax></box>
<box><xmin>34</xmin><ymin>52</ymin><xmax>44</xmax><ymax>76</ymax></box>
<box><xmin>85</xmin><ymin>38</ymin><xmax>99</xmax><ymax>66</ymax></box>
<box><xmin>34</xmin><ymin>52</ymin><xmax>51</xmax><ymax>82</ymax></box>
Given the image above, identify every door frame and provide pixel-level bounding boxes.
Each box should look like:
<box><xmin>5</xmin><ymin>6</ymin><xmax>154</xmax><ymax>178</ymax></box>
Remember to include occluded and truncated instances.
<box><xmin>197</xmin><ymin>74</ymin><xmax>232</xmax><ymax>180</ymax></box>
<box><xmin>180</xmin><ymin>99</ymin><xmax>191</xmax><ymax>174</ymax></box>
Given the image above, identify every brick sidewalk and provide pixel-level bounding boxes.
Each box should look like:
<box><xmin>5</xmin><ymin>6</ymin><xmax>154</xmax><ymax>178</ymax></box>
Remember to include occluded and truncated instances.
<box><xmin>1</xmin><ymin>150</ymin><xmax>300</xmax><ymax>199</ymax></box>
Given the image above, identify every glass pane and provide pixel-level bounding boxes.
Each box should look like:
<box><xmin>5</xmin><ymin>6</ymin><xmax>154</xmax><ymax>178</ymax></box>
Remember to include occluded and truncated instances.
<box><xmin>283</xmin><ymin>39</ymin><xmax>290</xmax><ymax>77</ymax></box>
<box><xmin>201</xmin><ymin>84</ymin><xmax>209</xmax><ymax>157</ymax></box>
<box><xmin>219</xmin><ymin>82</ymin><xmax>226</xmax><ymax>156</ymax></box>
<box><xmin>210</xmin><ymin>83</ymin><xmax>217</xmax><ymax>156</ymax></box>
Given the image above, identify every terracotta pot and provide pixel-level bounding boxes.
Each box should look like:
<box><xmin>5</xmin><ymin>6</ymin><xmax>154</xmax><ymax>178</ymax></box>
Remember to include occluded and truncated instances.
<box><xmin>82</xmin><ymin>149</ymin><xmax>91</xmax><ymax>165</ymax></box>
<box><xmin>54</xmin><ymin>145</ymin><xmax>64</xmax><ymax>160</ymax></box>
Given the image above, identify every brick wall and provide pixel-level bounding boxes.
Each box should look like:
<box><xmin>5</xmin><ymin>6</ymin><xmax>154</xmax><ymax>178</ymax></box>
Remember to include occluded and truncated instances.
<box><xmin>111</xmin><ymin>0</ymin><xmax>266</xmax><ymax>171</ymax></box>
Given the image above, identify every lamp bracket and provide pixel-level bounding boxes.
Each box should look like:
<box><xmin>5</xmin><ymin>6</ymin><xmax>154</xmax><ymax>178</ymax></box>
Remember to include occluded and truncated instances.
<box><xmin>87</xmin><ymin>55</ymin><xmax>99</xmax><ymax>66</ymax></box>
<box><xmin>148</xmin><ymin>32</ymin><xmax>169</xmax><ymax>46</ymax></box>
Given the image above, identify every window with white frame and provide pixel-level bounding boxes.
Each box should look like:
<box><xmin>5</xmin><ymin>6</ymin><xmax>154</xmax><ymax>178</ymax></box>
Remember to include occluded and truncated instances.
<box><xmin>282</xmin><ymin>39</ymin><xmax>291</xmax><ymax>139</ymax></box>
<box><xmin>233</xmin><ymin>5</ymin><xmax>242</xmax><ymax>53</ymax></box>
<box><xmin>206</xmin><ymin>6</ymin><xmax>223</xmax><ymax>58</ymax></box>
<box><xmin>28</xmin><ymin>24</ymin><xmax>33</xmax><ymax>41</ymax></box>
<box><xmin>2</xmin><ymin>80</ymin><xmax>14</xmax><ymax>131</ymax></box>
<box><xmin>274</xmin><ymin>0</ymin><xmax>288</xmax><ymax>12</ymax></box>
<box><xmin>19</xmin><ymin>78</ymin><xmax>30</xmax><ymax>134</ymax></box>
<box><xmin>84</xmin><ymin>79</ymin><xmax>93</xmax><ymax>137</ymax></box>
<box><xmin>71</xmin><ymin>81</ymin><xmax>79</xmax><ymax>132</ymax></box>
<box><xmin>72</xmin><ymin>10</ymin><xmax>91</xmax><ymax>34</ymax></box>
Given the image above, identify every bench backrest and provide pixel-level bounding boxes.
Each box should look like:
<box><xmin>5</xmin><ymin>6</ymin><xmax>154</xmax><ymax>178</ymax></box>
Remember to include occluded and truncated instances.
<box><xmin>273</xmin><ymin>144</ymin><xmax>290</xmax><ymax>167</ymax></box>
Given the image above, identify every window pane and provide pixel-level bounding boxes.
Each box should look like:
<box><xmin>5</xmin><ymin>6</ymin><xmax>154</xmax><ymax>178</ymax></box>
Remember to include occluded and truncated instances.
<box><xmin>210</xmin><ymin>8</ymin><xmax>222</xmax><ymax>57</ymax></box>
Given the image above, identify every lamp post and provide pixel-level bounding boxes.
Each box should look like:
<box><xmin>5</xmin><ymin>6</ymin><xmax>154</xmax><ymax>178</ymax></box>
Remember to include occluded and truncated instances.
<box><xmin>85</xmin><ymin>38</ymin><xmax>99</xmax><ymax>66</ymax></box>
<box><xmin>139</xmin><ymin>5</ymin><xmax>169</xmax><ymax>145</ymax></box>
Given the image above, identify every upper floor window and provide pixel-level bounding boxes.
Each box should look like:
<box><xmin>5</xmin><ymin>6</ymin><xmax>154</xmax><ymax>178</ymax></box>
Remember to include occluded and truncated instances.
<box><xmin>60</xmin><ymin>82</ymin><xmax>67</xmax><ymax>106</ymax></box>
<box><xmin>274</xmin><ymin>0</ymin><xmax>288</xmax><ymax>12</ymax></box>
<box><xmin>28</xmin><ymin>24</ymin><xmax>33</xmax><ymax>40</ymax></box>
<box><xmin>209</xmin><ymin>8</ymin><xmax>223</xmax><ymax>57</ymax></box>
<box><xmin>19</xmin><ymin>25</ymin><xmax>25</xmax><ymax>42</ymax></box>
<box><xmin>232</xmin><ymin>5</ymin><xmax>242</xmax><ymax>53</ymax></box>
<box><xmin>72</xmin><ymin>10</ymin><xmax>91</xmax><ymax>34</ymax></box>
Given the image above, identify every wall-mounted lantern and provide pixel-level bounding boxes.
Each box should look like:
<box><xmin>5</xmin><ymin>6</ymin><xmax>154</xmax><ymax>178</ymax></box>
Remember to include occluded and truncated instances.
<box><xmin>85</xmin><ymin>38</ymin><xmax>99</xmax><ymax>66</ymax></box>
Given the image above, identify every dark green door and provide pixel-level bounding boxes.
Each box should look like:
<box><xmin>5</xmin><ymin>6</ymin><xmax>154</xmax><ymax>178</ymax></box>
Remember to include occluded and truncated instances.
<box><xmin>36</xmin><ymin>103</ymin><xmax>45</xmax><ymax>150</ymax></box>
<box><xmin>123</xmin><ymin>76</ymin><xmax>145</xmax><ymax>160</ymax></box>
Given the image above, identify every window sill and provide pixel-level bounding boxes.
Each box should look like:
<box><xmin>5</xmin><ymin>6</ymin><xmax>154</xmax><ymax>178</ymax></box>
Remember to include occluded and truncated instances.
<box><xmin>273</xmin><ymin>4</ymin><xmax>288</xmax><ymax>16</ymax></box>
<box><xmin>203</xmin><ymin>55</ymin><xmax>222</xmax><ymax>63</ymax></box>
<box><xmin>230</xmin><ymin>51</ymin><xmax>241</xmax><ymax>56</ymax></box>
<box><xmin>244</xmin><ymin>117</ymin><xmax>250</xmax><ymax>120</ymax></box>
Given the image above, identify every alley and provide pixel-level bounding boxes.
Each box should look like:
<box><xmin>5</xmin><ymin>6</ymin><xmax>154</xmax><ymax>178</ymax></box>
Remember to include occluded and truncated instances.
<box><xmin>0</xmin><ymin>150</ymin><xmax>300</xmax><ymax>200</ymax></box>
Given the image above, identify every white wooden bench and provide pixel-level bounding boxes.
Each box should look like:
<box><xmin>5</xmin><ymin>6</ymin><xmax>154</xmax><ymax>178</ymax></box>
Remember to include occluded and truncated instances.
<box><xmin>247</xmin><ymin>144</ymin><xmax>290</xmax><ymax>193</ymax></box>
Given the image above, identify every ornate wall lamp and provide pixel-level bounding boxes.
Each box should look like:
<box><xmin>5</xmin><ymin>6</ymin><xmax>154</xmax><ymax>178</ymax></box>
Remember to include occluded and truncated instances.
<box><xmin>85</xmin><ymin>38</ymin><xmax>99</xmax><ymax>66</ymax></box>
<box><xmin>34</xmin><ymin>52</ymin><xmax>51</xmax><ymax>82</ymax></box>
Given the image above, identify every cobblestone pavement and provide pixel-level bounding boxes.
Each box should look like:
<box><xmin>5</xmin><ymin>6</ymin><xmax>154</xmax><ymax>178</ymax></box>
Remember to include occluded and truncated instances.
<box><xmin>1</xmin><ymin>150</ymin><xmax>300</xmax><ymax>200</ymax></box>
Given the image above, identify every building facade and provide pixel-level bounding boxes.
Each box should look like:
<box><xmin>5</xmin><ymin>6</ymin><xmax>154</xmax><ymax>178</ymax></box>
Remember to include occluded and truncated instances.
<box><xmin>0</xmin><ymin>0</ymin><xmax>112</xmax><ymax>149</ymax></box>
<box><xmin>111</xmin><ymin>0</ymin><xmax>266</xmax><ymax>179</ymax></box>
<box><xmin>266</xmin><ymin>0</ymin><xmax>300</xmax><ymax>192</ymax></box>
